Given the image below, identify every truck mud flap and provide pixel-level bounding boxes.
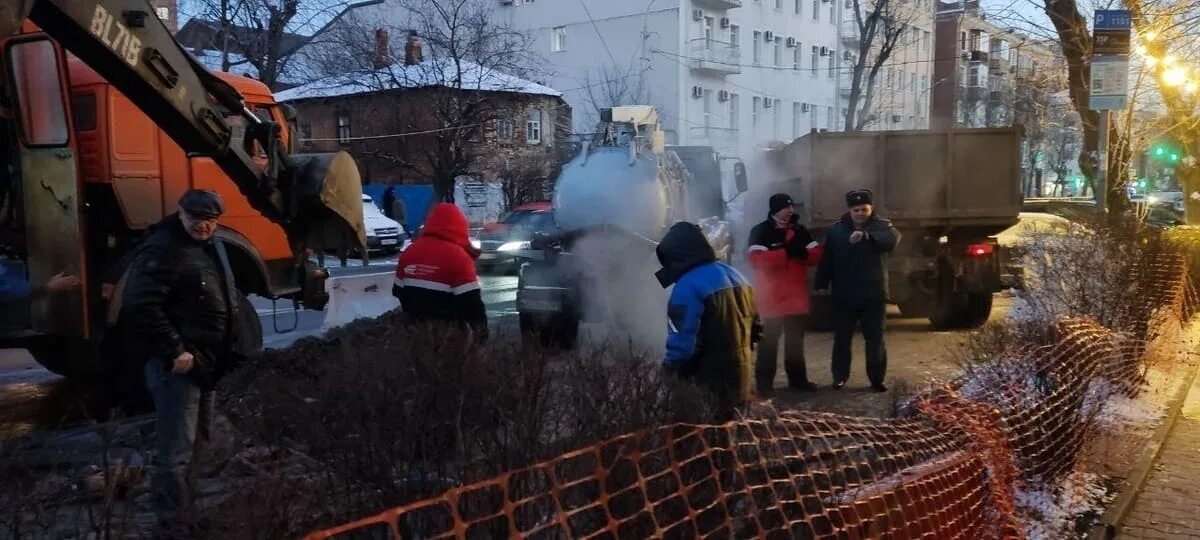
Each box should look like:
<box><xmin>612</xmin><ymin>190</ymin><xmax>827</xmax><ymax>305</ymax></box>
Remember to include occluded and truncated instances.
<box><xmin>320</xmin><ymin>271</ymin><xmax>400</xmax><ymax>331</ymax></box>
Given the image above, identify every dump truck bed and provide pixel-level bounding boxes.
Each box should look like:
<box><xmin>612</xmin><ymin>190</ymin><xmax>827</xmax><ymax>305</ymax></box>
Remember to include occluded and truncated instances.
<box><xmin>774</xmin><ymin>127</ymin><xmax>1023</xmax><ymax>233</ymax></box>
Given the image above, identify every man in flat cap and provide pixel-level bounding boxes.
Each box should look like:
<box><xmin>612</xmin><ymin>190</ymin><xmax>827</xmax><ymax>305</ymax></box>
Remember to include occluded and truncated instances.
<box><xmin>814</xmin><ymin>189</ymin><xmax>900</xmax><ymax>392</ymax></box>
<box><xmin>122</xmin><ymin>189</ymin><xmax>249</xmax><ymax>534</ymax></box>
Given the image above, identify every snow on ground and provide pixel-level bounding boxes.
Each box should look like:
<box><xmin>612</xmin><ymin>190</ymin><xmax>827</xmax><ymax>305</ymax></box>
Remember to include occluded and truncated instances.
<box><xmin>1015</xmin><ymin>470</ymin><xmax>1114</xmax><ymax>539</ymax></box>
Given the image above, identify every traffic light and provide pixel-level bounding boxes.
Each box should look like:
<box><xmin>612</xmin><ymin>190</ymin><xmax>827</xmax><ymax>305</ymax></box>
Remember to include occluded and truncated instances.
<box><xmin>1155</xmin><ymin>146</ymin><xmax>1166</xmax><ymax>157</ymax></box>
<box><xmin>1170</xmin><ymin>153</ymin><xmax>1179</xmax><ymax>162</ymax></box>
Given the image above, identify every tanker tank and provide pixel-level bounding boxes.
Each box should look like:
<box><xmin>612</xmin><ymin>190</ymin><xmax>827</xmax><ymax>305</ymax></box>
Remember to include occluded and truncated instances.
<box><xmin>551</xmin><ymin>145</ymin><xmax>669</xmax><ymax>241</ymax></box>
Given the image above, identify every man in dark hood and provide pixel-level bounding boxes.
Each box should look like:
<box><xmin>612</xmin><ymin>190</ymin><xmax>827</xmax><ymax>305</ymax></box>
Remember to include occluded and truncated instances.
<box><xmin>814</xmin><ymin>189</ymin><xmax>900</xmax><ymax>392</ymax></box>
<box><xmin>656</xmin><ymin>222</ymin><xmax>760</xmax><ymax>416</ymax></box>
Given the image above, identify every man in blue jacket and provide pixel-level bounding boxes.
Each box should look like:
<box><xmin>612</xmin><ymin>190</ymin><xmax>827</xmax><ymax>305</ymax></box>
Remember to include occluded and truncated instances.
<box><xmin>815</xmin><ymin>189</ymin><xmax>900</xmax><ymax>392</ymax></box>
<box><xmin>655</xmin><ymin>222</ymin><xmax>760</xmax><ymax>417</ymax></box>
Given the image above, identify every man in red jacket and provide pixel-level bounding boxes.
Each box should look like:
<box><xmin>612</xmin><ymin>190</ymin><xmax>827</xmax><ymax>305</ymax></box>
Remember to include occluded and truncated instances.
<box><xmin>393</xmin><ymin>203</ymin><xmax>488</xmax><ymax>339</ymax></box>
<box><xmin>748</xmin><ymin>193</ymin><xmax>822</xmax><ymax>394</ymax></box>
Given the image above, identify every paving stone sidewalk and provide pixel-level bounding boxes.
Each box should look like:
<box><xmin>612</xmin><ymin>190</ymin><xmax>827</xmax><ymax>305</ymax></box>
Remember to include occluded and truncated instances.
<box><xmin>1120</xmin><ymin>374</ymin><xmax>1200</xmax><ymax>539</ymax></box>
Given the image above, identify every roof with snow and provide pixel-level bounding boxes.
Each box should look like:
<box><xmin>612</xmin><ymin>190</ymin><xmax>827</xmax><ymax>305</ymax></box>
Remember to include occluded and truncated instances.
<box><xmin>274</xmin><ymin>59</ymin><xmax>562</xmax><ymax>102</ymax></box>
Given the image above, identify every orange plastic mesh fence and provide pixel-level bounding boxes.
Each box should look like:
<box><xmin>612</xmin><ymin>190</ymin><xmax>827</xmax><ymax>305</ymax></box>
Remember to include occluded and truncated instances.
<box><xmin>306</xmin><ymin>254</ymin><xmax>1195</xmax><ymax>540</ymax></box>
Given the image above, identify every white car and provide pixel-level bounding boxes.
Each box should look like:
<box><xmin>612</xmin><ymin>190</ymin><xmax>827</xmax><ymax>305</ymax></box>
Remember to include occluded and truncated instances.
<box><xmin>362</xmin><ymin>195</ymin><xmax>406</xmax><ymax>253</ymax></box>
<box><xmin>993</xmin><ymin>212</ymin><xmax>1078</xmax><ymax>290</ymax></box>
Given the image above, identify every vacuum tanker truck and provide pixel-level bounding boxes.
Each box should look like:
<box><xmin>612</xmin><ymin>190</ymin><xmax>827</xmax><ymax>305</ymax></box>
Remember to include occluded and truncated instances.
<box><xmin>515</xmin><ymin>106</ymin><xmax>746</xmax><ymax>348</ymax></box>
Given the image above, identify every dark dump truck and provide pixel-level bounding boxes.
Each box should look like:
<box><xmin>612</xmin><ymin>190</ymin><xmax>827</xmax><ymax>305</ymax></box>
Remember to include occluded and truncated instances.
<box><xmin>767</xmin><ymin>127</ymin><xmax>1024</xmax><ymax>329</ymax></box>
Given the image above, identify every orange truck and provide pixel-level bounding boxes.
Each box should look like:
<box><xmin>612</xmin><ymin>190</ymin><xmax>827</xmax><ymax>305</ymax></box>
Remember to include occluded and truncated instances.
<box><xmin>0</xmin><ymin>2</ymin><xmax>366</xmax><ymax>376</ymax></box>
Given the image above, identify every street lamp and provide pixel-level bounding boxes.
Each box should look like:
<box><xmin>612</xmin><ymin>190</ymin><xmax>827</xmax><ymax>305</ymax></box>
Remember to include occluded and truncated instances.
<box><xmin>1163</xmin><ymin>66</ymin><xmax>1189</xmax><ymax>87</ymax></box>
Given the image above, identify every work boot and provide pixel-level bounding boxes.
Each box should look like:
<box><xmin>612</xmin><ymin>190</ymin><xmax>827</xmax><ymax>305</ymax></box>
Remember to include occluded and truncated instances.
<box><xmin>870</xmin><ymin>383</ymin><xmax>888</xmax><ymax>393</ymax></box>
<box><xmin>789</xmin><ymin>381</ymin><xmax>819</xmax><ymax>392</ymax></box>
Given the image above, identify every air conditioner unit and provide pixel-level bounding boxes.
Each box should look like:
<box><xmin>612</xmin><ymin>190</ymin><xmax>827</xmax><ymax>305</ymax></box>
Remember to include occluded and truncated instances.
<box><xmin>692</xmin><ymin>85</ymin><xmax>705</xmax><ymax>98</ymax></box>
<box><xmin>764</xmin><ymin>31</ymin><xmax>775</xmax><ymax>42</ymax></box>
<box><xmin>820</xmin><ymin>46</ymin><xmax>831</xmax><ymax>56</ymax></box>
<box><xmin>801</xmin><ymin>103</ymin><xmax>811</xmax><ymax>112</ymax></box>
<box><xmin>786</xmin><ymin>37</ymin><xmax>797</xmax><ymax>48</ymax></box>
<box><xmin>843</xmin><ymin>51</ymin><xmax>855</xmax><ymax>61</ymax></box>
<box><xmin>718</xmin><ymin>90</ymin><xmax>731</xmax><ymax>102</ymax></box>
<box><xmin>720</xmin><ymin>17</ymin><xmax>731</xmax><ymax>28</ymax></box>
<box><xmin>892</xmin><ymin>114</ymin><xmax>902</xmax><ymax>123</ymax></box>
<box><xmin>693</xmin><ymin>9</ymin><xmax>704</xmax><ymax>20</ymax></box>
<box><xmin>763</xmin><ymin>98</ymin><xmax>774</xmax><ymax>108</ymax></box>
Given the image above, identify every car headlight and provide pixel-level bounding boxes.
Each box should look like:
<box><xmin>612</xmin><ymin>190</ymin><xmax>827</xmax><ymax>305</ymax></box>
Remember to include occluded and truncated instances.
<box><xmin>498</xmin><ymin>241</ymin><xmax>531</xmax><ymax>252</ymax></box>
<box><xmin>470</xmin><ymin>239</ymin><xmax>481</xmax><ymax>249</ymax></box>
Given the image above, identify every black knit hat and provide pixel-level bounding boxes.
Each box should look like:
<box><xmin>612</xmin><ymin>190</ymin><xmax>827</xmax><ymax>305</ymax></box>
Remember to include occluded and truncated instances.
<box><xmin>179</xmin><ymin>189</ymin><xmax>225</xmax><ymax>219</ymax></box>
<box><xmin>845</xmin><ymin>189</ymin><xmax>873</xmax><ymax>207</ymax></box>
<box><xmin>768</xmin><ymin>193</ymin><xmax>794</xmax><ymax>216</ymax></box>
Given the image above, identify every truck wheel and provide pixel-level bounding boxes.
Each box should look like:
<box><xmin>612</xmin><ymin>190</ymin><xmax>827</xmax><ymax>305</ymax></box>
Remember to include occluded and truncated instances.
<box><xmin>521</xmin><ymin>313</ymin><xmax>577</xmax><ymax>349</ymax></box>
<box><xmin>238</xmin><ymin>293</ymin><xmax>264</xmax><ymax>353</ymax></box>
<box><xmin>962</xmin><ymin>293</ymin><xmax>993</xmax><ymax>328</ymax></box>
<box><xmin>928</xmin><ymin>292</ymin><xmax>968</xmax><ymax>330</ymax></box>
<box><xmin>26</xmin><ymin>336</ymin><xmax>100</xmax><ymax>377</ymax></box>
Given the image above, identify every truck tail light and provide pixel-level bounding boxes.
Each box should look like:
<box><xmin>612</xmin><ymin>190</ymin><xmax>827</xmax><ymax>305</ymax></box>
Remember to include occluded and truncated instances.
<box><xmin>966</xmin><ymin>243</ymin><xmax>995</xmax><ymax>257</ymax></box>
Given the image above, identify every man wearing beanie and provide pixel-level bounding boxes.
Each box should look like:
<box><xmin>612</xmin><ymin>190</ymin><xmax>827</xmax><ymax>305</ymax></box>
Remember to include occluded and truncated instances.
<box><xmin>747</xmin><ymin>193</ymin><xmax>822</xmax><ymax>394</ymax></box>
<box><xmin>123</xmin><ymin>189</ymin><xmax>254</xmax><ymax>534</ymax></box>
<box><xmin>814</xmin><ymin>189</ymin><xmax>900</xmax><ymax>392</ymax></box>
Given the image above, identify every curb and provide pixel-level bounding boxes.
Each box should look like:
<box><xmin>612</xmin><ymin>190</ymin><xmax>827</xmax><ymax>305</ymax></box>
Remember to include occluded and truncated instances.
<box><xmin>1087</xmin><ymin>350</ymin><xmax>1200</xmax><ymax>540</ymax></box>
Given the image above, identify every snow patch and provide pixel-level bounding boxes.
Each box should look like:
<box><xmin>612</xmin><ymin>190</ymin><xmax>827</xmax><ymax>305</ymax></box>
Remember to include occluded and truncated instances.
<box><xmin>275</xmin><ymin>58</ymin><xmax>562</xmax><ymax>102</ymax></box>
<box><xmin>1015</xmin><ymin>471</ymin><xmax>1112</xmax><ymax>539</ymax></box>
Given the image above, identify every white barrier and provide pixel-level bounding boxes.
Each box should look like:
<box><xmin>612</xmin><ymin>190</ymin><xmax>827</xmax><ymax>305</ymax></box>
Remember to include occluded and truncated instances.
<box><xmin>320</xmin><ymin>271</ymin><xmax>401</xmax><ymax>331</ymax></box>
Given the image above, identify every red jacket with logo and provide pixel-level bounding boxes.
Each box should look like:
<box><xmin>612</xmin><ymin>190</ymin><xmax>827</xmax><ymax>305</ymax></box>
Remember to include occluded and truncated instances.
<box><xmin>393</xmin><ymin>203</ymin><xmax>487</xmax><ymax>335</ymax></box>
<box><xmin>747</xmin><ymin>219</ymin><xmax>823</xmax><ymax>317</ymax></box>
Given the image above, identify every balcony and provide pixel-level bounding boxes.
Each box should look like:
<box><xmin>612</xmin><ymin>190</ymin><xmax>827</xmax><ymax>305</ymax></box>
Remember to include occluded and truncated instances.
<box><xmin>840</xmin><ymin>21</ymin><xmax>860</xmax><ymax>45</ymax></box>
<box><xmin>689</xmin><ymin>38</ymin><xmax>741</xmax><ymax>75</ymax></box>
<box><xmin>693</xmin><ymin>0</ymin><xmax>742</xmax><ymax>9</ymax></box>
<box><xmin>967</xmin><ymin>49</ymin><xmax>989</xmax><ymax>63</ymax></box>
<box><xmin>688</xmin><ymin>126</ymin><xmax>740</xmax><ymax>151</ymax></box>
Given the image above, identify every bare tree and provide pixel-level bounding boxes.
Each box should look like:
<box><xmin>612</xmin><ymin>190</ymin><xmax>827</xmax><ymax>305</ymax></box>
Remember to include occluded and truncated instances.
<box><xmin>306</xmin><ymin>0</ymin><xmax>544</xmax><ymax>200</ymax></box>
<box><xmin>180</xmin><ymin>0</ymin><xmax>352</xmax><ymax>89</ymax></box>
<box><xmin>580</xmin><ymin>63</ymin><xmax>651</xmax><ymax>128</ymax></box>
<box><xmin>843</xmin><ymin>0</ymin><xmax>912</xmax><ymax>131</ymax></box>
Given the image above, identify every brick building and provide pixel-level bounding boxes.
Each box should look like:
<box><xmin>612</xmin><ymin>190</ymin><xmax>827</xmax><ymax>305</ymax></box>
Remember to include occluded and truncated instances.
<box><xmin>275</xmin><ymin>35</ymin><xmax>571</xmax><ymax>192</ymax></box>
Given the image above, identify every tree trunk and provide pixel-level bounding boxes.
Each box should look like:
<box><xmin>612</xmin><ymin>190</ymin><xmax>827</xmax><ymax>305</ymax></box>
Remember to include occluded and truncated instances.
<box><xmin>1042</xmin><ymin>0</ymin><xmax>1100</xmax><ymax>202</ymax></box>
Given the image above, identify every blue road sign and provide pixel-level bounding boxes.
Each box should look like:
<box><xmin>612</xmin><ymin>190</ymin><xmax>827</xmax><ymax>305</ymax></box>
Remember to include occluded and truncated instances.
<box><xmin>1095</xmin><ymin>10</ymin><xmax>1132</xmax><ymax>31</ymax></box>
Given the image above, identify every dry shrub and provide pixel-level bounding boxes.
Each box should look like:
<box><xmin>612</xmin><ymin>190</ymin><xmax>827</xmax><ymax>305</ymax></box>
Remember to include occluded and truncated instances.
<box><xmin>204</xmin><ymin>312</ymin><xmax>720</xmax><ymax>537</ymax></box>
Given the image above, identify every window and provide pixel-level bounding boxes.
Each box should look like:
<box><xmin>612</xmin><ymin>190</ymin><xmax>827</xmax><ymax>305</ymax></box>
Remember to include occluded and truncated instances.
<box><xmin>828</xmin><ymin>53</ymin><xmax>835</xmax><ymax>77</ymax></box>
<box><xmin>752</xmin><ymin>31</ymin><xmax>762</xmax><ymax>64</ymax></box>
<box><xmin>812</xmin><ymin>0</ymin><xmax>819</xmax><ymax>20</ymax></box>
<box><xmin>910</xmin><ymin>73</ymin><xmax>917</xmax><ymax>93</ymax></box>
<box><xmin>774</xmin><ymin>39</ymin><xmax>782</xmax><ymax>67</ymax></box>
<box><xmin>70</xmin><ymin>93</ymin><xmax>97</xmax><ymax>131</ymax></box>
<box><xmin>156</xmin><ymin>6</ymin><xmax>170</xmax><ymax>20</ymax></box>
<box><xmin>829</xmin><ymin>0</ymin><xmax>835</xmax><ymax>22</ymax></box>
<box><xmin>827</xmin><ymin>106</ymin><xmax>834</xmax><ymax>130</ymax></box>
<box><xmin>795</xmin><ymin>0</ymin><xmax>802</xmax><ymax>14</ymax></box>
<box><xmin>792</xmin><ymin>102</ymin><xmax>802</xmax><ymax>137</ymax></box>
<box><xmin>299</xmin><ymin>122</ymin><xmax>313</xmax><ymax>148</ymax></box>
<box><xmin>495</xmin><ymin>116</ymin><xmax>513</xmax><ymax>139</ymax></box>
<box><xmin>703</xmin><ymin>16</ymin><xmax>714</xmax><ymax>43</ymax></box>
<box><xmin>729</xmin><ymin>25</ymin><xmax>740</xmax><ymax>48</ymax></box>
<box><xmin>773</xmin><ymin>99</ymin><xmax>781</xmax><ymax>137</ymax></box>
<box><xmin>886</xmin><ymin>68</ymin><xmax>893</xmax><ymax>88</ymax></box>
<box><xmin>730</xmin><ymin>93</ymin><xmax>739</xmax><ymax>129</ymax></box>
<box><xmin>793</xmin><ymin>46</ymin><xmax>802</xmax><ymax>70</ymax></box>
<box><xmin>336</xmin><ymin>113</ymin><xmax>351</xmax><ymax>144</ymax></box>
<box><xmin>551</xmin><ymin>26</ymin><xmax>566</xmax><ymax>52</ymax></box>
<box><xmin>776</xmin><ymin>0</ymin><xmax>783</xmax><ymax>8</ymax></box>
<box><xmin>810</xmin><ymin>46</ymin><xmax>819</xmax><ymax>76</ymax></box>
<box><xmin>703</xmin><ymin>89</ymin><xmax>713</xmax><ymax>133</ymax></box>
<box><xmin>809</xmin><ymin>104</ymin><xmax>817</xmax><ymax>131</ymax></box>
<box><xmin>8</xmin><ymin>39</ymin><xmax>69</xmax><ymax>146</ymax></box>
<box><xmin>526</xmin><ymin>109</ymin><xmax>542</xmax><ymax>143</ymax></box>
<box><xmin>924</xmin><ymin>30</ymin><xmax>931</xmax><ymax>52</ymax></box>
<box><xmin>752</xmin><ymin>96</ymin><xmax>761</xmax><ymax>126</ymax></box>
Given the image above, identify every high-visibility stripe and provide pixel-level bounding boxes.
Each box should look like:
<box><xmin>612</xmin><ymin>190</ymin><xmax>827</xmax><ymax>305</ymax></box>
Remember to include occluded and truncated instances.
<box><xmin>398</xmin><ymin>278</ymin><xmax>481</xmax><ymax>295</ymax></box>
<box><xmin>806</xmin><ymin>241</ymin><xmax>819</xmax><ymax>249</ymax></box>
<box><xmin>748</xmin><ymin>245</ymin><xmax>769</xmax><ymax>252</ymax></box>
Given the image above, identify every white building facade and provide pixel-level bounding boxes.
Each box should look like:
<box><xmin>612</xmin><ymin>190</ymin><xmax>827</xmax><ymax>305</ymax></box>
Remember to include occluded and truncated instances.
<box><xmin>839</xmin><ymin>0</ymin><xmax>936</xmax><ymax>131</ymax></box>
<box><xmin>496</xmin><ymin>0</ymin><xmax>845</xmax><ymax>159</ymax></box>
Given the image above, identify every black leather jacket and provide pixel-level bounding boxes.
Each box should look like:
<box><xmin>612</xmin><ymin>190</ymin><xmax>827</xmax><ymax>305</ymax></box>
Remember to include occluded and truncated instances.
<box><xmin>122</xmin><ymin>214</ymin><xmax>232</xmax><ymax>386</ymax></box>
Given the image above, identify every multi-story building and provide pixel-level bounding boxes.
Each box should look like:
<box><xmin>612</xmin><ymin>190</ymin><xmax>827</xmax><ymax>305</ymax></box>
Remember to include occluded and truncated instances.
<box><xmin>490</xmin><ymin>0</ymin><xmax>845</xmax><ymax>160</ymax></box>
<box><xmin>838</xmin><ymin>0</ymin><xmax>936</xmax><ymax>131</ymax></box>
<box><xmin>931</xmin><ymin>0</ymin><xmax>1064</xmax><ymax>130</ymax></box>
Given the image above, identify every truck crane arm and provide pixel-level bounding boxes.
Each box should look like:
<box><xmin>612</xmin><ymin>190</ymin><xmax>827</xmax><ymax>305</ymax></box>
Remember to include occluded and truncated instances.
<box><xmin>3</xmin><ymin>0</ymin><xmax>365</xmax><ymax>252</ymax></box>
